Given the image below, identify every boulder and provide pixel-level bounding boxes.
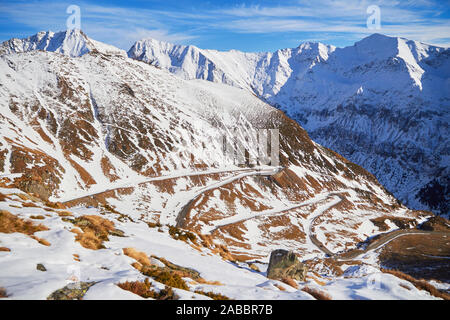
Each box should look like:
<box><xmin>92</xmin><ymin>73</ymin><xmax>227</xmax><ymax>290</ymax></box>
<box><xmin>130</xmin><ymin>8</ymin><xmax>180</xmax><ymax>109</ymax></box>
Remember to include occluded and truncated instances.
<box><xmin>36</xmin><ymin>263</ymin><xmax>47</xmax><ymax>272</ymax></box>
<box><xmin>266</xmin><ymin>249</ymin><xmax>307</xmax><ymax>281</ymax></box>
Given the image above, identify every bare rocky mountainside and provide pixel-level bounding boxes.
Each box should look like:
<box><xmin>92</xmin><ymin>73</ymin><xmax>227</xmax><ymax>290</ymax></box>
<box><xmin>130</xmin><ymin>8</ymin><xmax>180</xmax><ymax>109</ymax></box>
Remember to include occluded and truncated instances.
<box><xmin>0</xmin><ymin>30</ymin><xmax>448</xmax><ymax>300</ymax></box>
<box><xmin>128</xmin><ymin>33</ymin><xmax>450</xmax><ymax>216</ymax></box>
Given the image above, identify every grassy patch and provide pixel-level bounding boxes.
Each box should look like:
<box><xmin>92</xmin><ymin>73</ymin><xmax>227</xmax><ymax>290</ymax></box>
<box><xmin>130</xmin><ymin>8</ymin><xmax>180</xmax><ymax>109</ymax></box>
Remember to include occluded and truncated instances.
<box><xmin>194</xmin><ymin>290</ymin><xmax>230</xmax><ymax>300</ymax></box>
<box><xmin>123</xmin><ymin>247</ymin><xmax>152</xmax><ymax>266</ymax></box>
<box><xmin>117</xmin><ymin>279</ymin><xmax>177</xmax><ymax>300</ymax></box>
<box><xmin>140</xmin><ymin>265</ymin><xmax>190</xmax><ymax>290</ymax></box>
<box><xmin>0</xmin><ymin>210</ymin><xmax>50</xmax><ymax>245</ymax></box>
<box><xmin>274</xmin><ymin>284</ymin><xmax>286</xmax><ymax>291</ymax></box>
<box><xmin>281</xmin><ymin>277</ymin><xmax>298</xmax><ymax>289</ymax></box>
<box><xmin>57</xmin><ymin>211</ymin><xmax>73</xmax><ymax>217</ymax></box>
<box><xmin>22</xmin><ymin>202</ymin><xmax>39</xmax><ymax>208</ymax></box>
<box><xmin>126</xmin><ymin>250</ymin><xmax>224</xmax><ymax>293</ymax></box>
<box><xmin>301</xmin><ymin>286</ymin><xmax>332</xmax><ymax>300</ymax></box>
<box><xmin>68</xmin><ymin>215</ymin><xmax>123</xmax><ymax>250</ymax></box>
<box><xmin>30</xmin><ymin>215</ymin><xmax>45</xmax><ymax>220</ymax></box>
<box><xmin>169</xmin><ymin>225</ymin><xmax>197</xmax><ymax>244</ymax></box>
<box><xmin>147</xmin><ymin>221</ymin><xmax>162</xmax><ymax>228</ymax></box>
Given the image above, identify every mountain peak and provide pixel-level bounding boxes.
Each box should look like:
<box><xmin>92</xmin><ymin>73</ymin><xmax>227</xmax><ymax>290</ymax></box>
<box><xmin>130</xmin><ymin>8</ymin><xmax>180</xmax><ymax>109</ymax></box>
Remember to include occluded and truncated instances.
<box><xmin>295</xmin><ymin>41</ymin><xmax>335</xmax><ymax>61</ymax></box>
<box><xmin>0</xmin><ymin>29</ymin><xmax>126</xmax><ymax>57</ymax></box>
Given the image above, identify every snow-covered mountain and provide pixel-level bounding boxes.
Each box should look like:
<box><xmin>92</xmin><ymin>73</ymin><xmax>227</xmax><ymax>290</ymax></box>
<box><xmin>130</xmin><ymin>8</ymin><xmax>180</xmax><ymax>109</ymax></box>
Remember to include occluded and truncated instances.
<box><xmin>0</xmin><ymin>30</ymin><xmax>447</xmax><ymax>300</ymax></box>
<box><xmin>128</xmin><ymin>34</ymin><xmax>450</xmax><ymax>215</ymax></box>
<box><xmin>0</xmin><ymin>29</ymin><xmax>126</xmax><ymax>57</ymax></box>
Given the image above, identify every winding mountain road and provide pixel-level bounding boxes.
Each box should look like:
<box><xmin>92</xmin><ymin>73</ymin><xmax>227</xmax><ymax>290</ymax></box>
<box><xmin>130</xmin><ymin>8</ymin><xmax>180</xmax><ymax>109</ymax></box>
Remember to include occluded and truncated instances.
<box><xmin>174</xmin><ymin>167</ymin><xmax>282</xmax><ymax>228</ymax></box>
<box><xmin>60</xmin><ymin>167</ymin><xmax>273</xmax><ymax>204</ymax></box>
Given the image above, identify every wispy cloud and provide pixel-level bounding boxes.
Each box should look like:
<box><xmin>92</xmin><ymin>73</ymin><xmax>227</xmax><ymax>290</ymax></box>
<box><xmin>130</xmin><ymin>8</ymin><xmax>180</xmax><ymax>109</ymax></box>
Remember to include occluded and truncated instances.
<box><xmin>0</xmin><ymin>1</ymin><xmax>199</xmax><ymax>48</ymax></box>
<box><xmin>213</xmin><ymin>0</ymin><xmax>450</xmax><ymax>46</ymax></box>
<box><xmin>0</xmin><ymin>0</ymin><xmax>449</xmax><ymax>50</ymax></box>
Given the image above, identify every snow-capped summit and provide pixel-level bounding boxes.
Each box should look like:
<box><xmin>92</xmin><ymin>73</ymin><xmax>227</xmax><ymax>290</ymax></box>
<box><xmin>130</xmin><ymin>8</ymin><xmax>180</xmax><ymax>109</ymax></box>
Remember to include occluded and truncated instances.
<box><xmin>295</xmin><ymin>41</ymin><xmax>335</xmax><ymax>62</ymax></box>
<box><xmin>0</xmin><ymin>29</ymin><xmax>126</xmax><ymax>57</ymax></box>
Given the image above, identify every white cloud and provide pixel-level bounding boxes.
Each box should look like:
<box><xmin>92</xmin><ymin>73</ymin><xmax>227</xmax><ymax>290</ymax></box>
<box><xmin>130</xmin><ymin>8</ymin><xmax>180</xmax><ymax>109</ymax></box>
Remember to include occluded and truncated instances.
<box><xmin>0</xmin><ymin>1</ymin><xmax>197</xmax><ymax>48</ymax></box>
<box><xmin>0</xmin><ymin>0</ymin><xmax>449</xmax><ymax>49</ymax></box>
<box><xmin>211</xmin><ymin>0</ymin><xmax>450</xmax><ymax>47</ymax></box>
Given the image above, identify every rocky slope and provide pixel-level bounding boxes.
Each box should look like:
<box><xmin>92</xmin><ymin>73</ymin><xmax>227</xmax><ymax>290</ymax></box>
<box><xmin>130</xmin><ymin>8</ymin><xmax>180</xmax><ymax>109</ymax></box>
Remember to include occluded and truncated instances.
<box><xmin>128</xmin><ymin>34</ymin><xmax>450</xmax><ymax>215</ymax></box>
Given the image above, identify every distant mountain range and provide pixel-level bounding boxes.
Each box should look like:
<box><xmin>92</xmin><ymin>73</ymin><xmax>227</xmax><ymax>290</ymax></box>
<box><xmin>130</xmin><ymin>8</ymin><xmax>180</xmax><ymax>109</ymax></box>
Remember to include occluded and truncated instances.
<box><xmin>127</xmin><ymin>33</ymin><xmax>450</xmax><ymax>215</ymax></box>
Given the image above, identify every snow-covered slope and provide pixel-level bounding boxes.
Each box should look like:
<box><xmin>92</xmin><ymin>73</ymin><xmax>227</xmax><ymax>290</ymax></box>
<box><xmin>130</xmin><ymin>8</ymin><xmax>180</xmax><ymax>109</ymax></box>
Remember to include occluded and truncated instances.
<box><xmin>129</xmin><ymin>34</ymin><xmax>450</xmax><ymax>215</ymax></box>
<box><xmin>0</xmin><ymin>31</ymin><xmax>445</xmax><ymax>300</ymax></box>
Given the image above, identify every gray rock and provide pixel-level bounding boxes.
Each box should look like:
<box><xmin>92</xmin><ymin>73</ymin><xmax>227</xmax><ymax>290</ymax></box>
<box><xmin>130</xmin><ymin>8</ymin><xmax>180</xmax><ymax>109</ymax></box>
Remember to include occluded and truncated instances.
<box><xmin>47</xmin><ymin>282</ymin><xmax>96</xmax><ymax>300</ymax></box>
<box><xmin>266</xmin><ymin>249</ymin><xmax>307</xmax><ymax>281</ymax></box>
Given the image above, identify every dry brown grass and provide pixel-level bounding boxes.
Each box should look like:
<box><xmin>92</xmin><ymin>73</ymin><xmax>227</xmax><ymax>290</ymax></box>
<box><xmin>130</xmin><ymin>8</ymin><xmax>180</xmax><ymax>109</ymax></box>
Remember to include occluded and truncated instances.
<box><xmin>30</xmin><ymin>215</ymin><xmax>45</xmax><ymax>220</ymax></box>
<box><xmin>194</xmin><ymin>290</ymin><xmax>230</xmax><ymax>300</ymax></box>
<box><xmin>72</xmin><ymin>228</ymin><xmax>104</xmax><ymax>250</ymax></box>
<box><xmin>126</xmin><ymin>254</ymin><xmax>191</xmax><ymax>291</ymax></box>
<box><xmin>30</xmin><ymin>235</ymin><xmax>51</xmax><ymax>246</ymax></box>
<box><xmin>58</xmin><ymin>211</ymin><xmax>73</xmax><ymax>217</ymax></box>
<box><xmin>125</xmin><ymin>246</ymin><xmax>223</xmax><ymax>290</ymax></box>
<box><xmin>147</xmin><ymin>221</ymin><xmax>162</xmax><ymax>228</ymax></box>
<box><xmin>195</xmin><ymin>278</ymin><xmax>223</xmax><ymax>286</ymax></box>
<box><xmin>169</xmin><ymin>226</ymin><xmax>197</xmax><ymax>244</ymax></box>
<box><xmin>307</xmin><ymin>276</ymin><xmax>327</xmax><ymax>286</ymax></box>
<box><xmin>281</xmin><ymin>277</ymin><xmax>298</xmax><ymax>289</ymax></box>
<box><xmin>381</xmin><ymin>269</ymin><xmax>450</xmax><ymax>300</ymax></box>
<box><xmin>117</xmin><ymin>279</ymin><xmax>177</xmax><ymax>300</ymax></box>
<box><xmin>22</xmin><ymin>202</ymin><xmax>39</xmax><ymax>208</ymax></box>
<box><xmin>140</xmin><ymin>266</ymin><xmax>190</xmax><ymax>290</ymax></box>
<box><xmin>301</xmin><ymin>286</ymin><xmax>332</xmax><ymax>300</ymax></box>
<box><xmin>0</xmin><ymin>247</ymin><xmax>11</xmax><ymax>252</ymax></box>
<box><xmin>44</xmin><ymin>201</ymin><xmax>66</xmax><ymax>209</ymax></box>
<box><xmin>16</xmin><ymin>193</ymin><xmax>32</xmax><ymax>202</ymax></box>
<box><xmin>248</xmin><ymin>263</ymin><xmax>261</xmax><ymax>272</ymax></box>
<box><xmin>0</xmin><ymin>209</ymin><xmax>48</xmax><ymax>235</ymax></box>
<box><xmin>0</xmin><ymin>193</ymin><xmax>8</xmax><ymax>202</ymax></box>
<box><xmin>70</xmin><ymin>215</ymin><xmax>117</xmax><ymax>250</ymax></box>
<box><xmin>123</xmin><ymin>248</ymin><xmax>152</xmax><ymax>267</ymax></box>
<box><xmin>274</xmin><ymin>284</ymin><xmax>286</xmax><ymax>291</ymax></box>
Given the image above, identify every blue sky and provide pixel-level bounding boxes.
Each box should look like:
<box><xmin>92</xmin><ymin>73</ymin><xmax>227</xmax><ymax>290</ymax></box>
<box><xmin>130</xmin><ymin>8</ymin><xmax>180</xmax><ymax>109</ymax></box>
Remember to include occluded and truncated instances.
<box><xmin>0</xmin><ymin>0</ymin><xmax>449</xmax><ymax>52</ymax></box>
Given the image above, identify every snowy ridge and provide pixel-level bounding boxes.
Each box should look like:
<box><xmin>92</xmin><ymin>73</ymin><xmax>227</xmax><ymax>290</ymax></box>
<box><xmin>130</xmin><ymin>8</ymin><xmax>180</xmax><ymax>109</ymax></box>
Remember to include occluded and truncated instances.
<box><xmin>0</xmin><ymin>29</ymin><xmax>126</xmax><ymax>57</ymax></box>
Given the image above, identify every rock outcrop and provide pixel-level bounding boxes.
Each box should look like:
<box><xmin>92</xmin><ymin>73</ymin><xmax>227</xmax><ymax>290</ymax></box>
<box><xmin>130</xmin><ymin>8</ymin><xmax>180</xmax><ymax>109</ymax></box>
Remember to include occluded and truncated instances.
<box><xmin>266</xmin><ymin>249</ymin><xmax>307</xmax><ymax>281</ymax></box>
